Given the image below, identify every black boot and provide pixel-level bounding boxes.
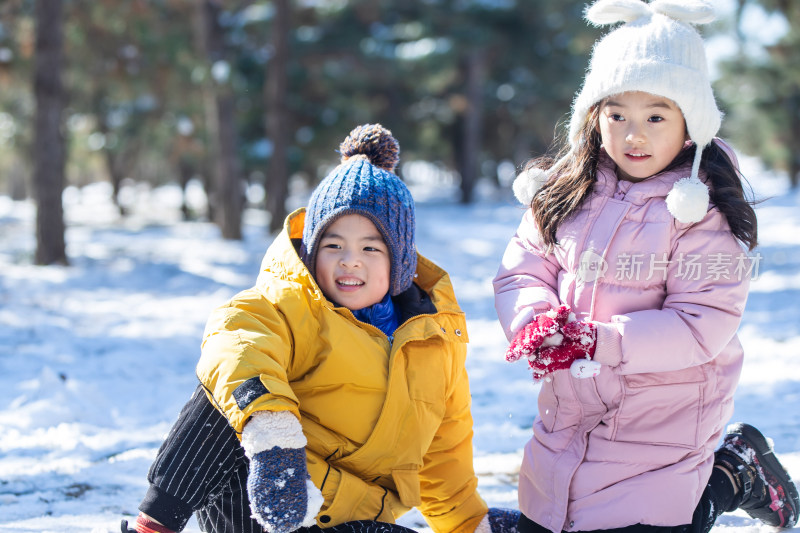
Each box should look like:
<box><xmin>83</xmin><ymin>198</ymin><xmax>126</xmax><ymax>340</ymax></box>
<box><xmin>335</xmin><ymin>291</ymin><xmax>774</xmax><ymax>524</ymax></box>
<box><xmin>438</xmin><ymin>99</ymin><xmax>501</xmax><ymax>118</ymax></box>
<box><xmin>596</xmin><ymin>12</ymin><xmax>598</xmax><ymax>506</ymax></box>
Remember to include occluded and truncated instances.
<box><xmin>715</xmin><ymin>422</ymin><xmax>800</xmax><ymax>527</ymax></box>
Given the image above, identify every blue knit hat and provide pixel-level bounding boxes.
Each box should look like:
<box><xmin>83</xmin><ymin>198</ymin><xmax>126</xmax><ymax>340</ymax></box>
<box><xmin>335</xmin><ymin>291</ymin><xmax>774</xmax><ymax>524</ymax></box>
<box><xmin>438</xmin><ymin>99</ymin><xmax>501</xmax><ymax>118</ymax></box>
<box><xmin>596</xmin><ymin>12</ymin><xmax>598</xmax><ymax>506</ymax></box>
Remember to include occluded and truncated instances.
<box><xmin>302</xmin><ymin>124</ymin><xmax>416</xmax><ymax>296</ymax></box>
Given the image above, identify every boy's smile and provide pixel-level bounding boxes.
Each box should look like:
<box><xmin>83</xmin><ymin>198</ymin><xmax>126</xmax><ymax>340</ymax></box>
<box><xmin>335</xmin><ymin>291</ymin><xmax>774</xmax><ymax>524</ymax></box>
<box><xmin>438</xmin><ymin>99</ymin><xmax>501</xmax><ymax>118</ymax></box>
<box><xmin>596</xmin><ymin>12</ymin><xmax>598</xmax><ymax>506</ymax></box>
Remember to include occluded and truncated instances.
<box><xmin>315</xmin><ymin>214</ymin><xmax>391</xmax><ymax>311</ymax></box>
<box><xmin>598</xmin><ymin>91</ymin><xmax>688</xmax><ymax>182</ymax></box>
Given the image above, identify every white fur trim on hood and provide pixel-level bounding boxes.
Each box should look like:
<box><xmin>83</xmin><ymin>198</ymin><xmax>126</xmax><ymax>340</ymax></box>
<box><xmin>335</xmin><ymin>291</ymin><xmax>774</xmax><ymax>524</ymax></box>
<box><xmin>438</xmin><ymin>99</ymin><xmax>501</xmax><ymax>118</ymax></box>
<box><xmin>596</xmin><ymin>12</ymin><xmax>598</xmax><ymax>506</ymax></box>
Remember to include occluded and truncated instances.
<box><xmin>513</xmin><ymin>167</ymin><xmax>549</xmax><ymax>205</ymax></box>
<box><xmin>241</xmin><ymin>410</ymin><xmax>307</xmax><ymax>458</ymax></box>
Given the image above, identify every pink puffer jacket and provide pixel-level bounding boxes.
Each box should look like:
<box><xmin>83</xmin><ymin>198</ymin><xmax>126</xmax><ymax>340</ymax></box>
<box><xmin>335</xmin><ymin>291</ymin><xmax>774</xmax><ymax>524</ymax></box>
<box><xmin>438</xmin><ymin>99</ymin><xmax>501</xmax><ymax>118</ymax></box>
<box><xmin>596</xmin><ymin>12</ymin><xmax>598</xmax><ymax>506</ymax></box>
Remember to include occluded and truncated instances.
<box><xmin>493</xmin><ymin>144</ymin><xmax>750</xmax><ymax>531</ymax></box>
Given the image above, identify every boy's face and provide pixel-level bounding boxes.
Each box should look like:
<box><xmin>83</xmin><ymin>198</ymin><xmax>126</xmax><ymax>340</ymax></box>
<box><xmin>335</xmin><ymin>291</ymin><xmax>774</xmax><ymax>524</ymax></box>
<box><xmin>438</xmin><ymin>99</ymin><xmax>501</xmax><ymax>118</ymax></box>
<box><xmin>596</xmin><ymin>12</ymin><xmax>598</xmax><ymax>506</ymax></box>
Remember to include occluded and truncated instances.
<box><xmin>315</xmin><ymin>214</ymin><xmax>391</xmax><ymax>311</ymax></box>
<box><xmin>597</xmin><ymin>91</ymin><xmax>688</xmax><ymax>182</ymax></box>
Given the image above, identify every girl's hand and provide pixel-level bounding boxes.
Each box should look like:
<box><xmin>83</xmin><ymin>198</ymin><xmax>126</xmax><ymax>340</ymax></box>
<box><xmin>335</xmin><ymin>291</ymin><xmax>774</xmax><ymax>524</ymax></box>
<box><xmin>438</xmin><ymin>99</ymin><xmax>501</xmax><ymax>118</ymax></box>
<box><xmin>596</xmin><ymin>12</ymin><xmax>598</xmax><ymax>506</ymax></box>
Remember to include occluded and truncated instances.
<box><xmin>505</xmin><ymin>305</ymin><xmax>572</xmax><ymax>363</ymax></box>
<box><xmin>530</xmin><ymin>321</ymin><xmax>597</xmax><ymax>380</ymax></box>
<box><xmin>562</xmin><ymin>320</ymin><xmax>597</xmax><ymax>353</ymax></box>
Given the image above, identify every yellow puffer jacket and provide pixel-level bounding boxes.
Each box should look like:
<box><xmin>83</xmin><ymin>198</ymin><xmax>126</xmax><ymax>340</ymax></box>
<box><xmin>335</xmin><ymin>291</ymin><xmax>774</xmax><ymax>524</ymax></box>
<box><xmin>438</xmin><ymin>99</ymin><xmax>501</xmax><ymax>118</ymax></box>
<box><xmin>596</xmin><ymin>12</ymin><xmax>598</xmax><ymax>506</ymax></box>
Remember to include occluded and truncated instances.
<box><xmin>196</xmin><ymin>208</ymin><xmax>487</xmax><ymax>533</ymax></box>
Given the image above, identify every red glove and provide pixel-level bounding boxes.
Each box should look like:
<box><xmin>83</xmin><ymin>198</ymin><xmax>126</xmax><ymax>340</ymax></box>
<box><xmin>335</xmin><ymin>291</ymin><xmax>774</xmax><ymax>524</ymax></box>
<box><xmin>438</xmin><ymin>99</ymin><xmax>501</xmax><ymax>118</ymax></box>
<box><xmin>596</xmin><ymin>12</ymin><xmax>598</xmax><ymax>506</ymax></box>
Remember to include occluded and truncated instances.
<box><xmin>562</xmin><ymin>320</ymin><xmax>598</xmax><ymax>356</ymax></box>
<box><xmin>505</xmin><ymin>305</ymin><xmax>572</xmax><ymax>363</ymax></box>
<box><xmin>530</xmin><ymin>321</ymin><xmax>597</xmax><ymax>380</ymax></box>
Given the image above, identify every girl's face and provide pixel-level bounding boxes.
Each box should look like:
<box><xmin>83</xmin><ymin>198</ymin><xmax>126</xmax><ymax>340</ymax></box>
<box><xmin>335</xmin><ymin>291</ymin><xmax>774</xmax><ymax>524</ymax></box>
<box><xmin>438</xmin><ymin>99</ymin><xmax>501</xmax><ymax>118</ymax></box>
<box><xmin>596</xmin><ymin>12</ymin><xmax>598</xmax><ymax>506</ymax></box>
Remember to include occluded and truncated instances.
<box><xmin>315</xmin><ymin>214</ymin><xmax>391</xmax><ymax>311</ymax></box>
<box><xmin>597</xmin><ymin>91</ymin><xmax>688</xmax><ymax>182</ymax></box>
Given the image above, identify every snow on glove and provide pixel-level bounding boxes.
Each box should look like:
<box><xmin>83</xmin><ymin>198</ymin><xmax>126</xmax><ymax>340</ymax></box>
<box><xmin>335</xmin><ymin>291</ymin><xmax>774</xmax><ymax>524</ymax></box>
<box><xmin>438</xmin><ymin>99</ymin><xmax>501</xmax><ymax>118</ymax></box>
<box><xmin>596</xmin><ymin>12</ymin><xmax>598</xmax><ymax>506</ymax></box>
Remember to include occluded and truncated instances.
<box><xmin>531</xmin><ymin>321</ymin><xmax>597</xmax><ymax>381</ymax></box>
<box><xmin>561</xmin><ymin>320</ymin><xmax>597</xmax><ymax>355</ymax></box>
<box><xmin>564</xmin><ymin>320</ymin><xmax>600</xmax><ymax>378</ymax></box>
<box><xmin>242</xmin><ymin>411</ymin><xmax>324</xmax><ymax>533</ymax></box>
<box><xmin>505</xmin><ymin>305</ymin><xmax>573</xmax><ymax>363</ymax></box>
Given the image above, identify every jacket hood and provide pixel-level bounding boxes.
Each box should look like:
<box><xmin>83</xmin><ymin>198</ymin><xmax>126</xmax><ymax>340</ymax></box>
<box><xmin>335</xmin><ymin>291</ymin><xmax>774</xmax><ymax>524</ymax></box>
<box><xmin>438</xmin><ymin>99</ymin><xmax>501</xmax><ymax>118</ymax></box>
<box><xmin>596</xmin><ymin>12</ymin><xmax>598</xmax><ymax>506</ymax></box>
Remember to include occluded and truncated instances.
<box><xmin>255</xmin><ymin>208</ymin><xmax>320</xmax><ymax>300</ymax></box>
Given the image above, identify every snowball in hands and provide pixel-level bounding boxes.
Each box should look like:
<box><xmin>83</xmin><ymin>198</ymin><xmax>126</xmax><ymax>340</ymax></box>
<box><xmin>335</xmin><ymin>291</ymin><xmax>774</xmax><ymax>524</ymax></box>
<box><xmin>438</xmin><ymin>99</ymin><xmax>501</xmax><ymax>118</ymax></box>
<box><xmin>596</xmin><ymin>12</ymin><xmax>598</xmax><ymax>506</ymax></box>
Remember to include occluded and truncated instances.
<box><xmin>505</xmin><ymin>305</ymin><xmax>600</xmax><ymax>381</ymax></box>
<box><xmin>505</xmin><ymin>305</ymin><xmax>572</xmax><ymax>363</ymax></box>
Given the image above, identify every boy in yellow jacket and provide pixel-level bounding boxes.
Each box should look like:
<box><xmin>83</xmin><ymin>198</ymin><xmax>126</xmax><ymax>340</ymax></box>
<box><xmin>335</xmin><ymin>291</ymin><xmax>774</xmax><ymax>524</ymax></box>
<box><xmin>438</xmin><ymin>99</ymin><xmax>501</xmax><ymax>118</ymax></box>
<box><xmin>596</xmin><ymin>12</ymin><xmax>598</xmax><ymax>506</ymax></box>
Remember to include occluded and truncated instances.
<box><xmin>123</xmin><ymin>124</ymin><xmax>519</xmax><ymax>533</ymax></box>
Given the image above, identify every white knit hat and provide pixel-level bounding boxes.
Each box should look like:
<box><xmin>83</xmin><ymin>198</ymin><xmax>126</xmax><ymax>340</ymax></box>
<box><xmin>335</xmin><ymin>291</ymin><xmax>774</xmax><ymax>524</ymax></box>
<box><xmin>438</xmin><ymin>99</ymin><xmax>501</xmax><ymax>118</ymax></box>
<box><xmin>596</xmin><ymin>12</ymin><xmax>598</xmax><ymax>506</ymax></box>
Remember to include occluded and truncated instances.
<box><xmin>570</xmin><ymin>0</ymin><xmax>720</xmax><ymax>148</ymax></box>
<box><xmin>582</xmin><ymin>0</ymin><xmax>721</xmax><ymax>222</ymax></box>
<box><xmin>514</xmin><ymin>0</ymin><xmax>720</xmax><ymax>223</ymax></box>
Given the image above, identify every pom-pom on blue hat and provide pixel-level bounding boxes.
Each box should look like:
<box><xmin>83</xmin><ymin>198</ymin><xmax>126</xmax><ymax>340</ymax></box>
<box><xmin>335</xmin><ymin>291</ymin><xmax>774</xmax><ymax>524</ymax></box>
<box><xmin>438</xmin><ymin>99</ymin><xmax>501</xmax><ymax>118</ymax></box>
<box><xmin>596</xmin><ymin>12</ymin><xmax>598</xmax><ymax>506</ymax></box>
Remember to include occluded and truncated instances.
<box><xmin>302</xmin><ymin>124</ymin><xmax>416</xmax><ymax>296</ymax></box>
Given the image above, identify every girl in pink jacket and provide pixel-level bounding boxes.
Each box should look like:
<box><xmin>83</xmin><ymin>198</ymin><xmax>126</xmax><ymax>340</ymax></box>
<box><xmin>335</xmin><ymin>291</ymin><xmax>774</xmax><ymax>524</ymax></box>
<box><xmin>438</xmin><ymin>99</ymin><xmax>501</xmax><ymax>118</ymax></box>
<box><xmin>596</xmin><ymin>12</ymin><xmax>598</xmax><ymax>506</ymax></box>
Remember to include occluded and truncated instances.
<box><xmin>493</xmin><ymin>1</ymin><xmax>799</xmax><ymax>532</ymax></box>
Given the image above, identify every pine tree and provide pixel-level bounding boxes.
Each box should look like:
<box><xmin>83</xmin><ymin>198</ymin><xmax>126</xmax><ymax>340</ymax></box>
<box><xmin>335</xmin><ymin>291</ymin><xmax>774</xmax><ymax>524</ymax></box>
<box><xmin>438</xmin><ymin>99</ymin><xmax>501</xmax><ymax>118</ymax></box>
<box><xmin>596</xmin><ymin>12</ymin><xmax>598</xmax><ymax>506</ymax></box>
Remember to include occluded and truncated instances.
<box><xmin>715</xmin><ymin>1</ymin><xmax>800</xmax><ymax>188</ymax></box>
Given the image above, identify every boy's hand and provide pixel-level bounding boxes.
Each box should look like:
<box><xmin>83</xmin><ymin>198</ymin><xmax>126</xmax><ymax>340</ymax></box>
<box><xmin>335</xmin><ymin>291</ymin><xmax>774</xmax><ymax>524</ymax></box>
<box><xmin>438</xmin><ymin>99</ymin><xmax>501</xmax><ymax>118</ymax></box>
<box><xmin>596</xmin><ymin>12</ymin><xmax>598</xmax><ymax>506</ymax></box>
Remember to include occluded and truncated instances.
<box><xmin>247</xmin><ymin>446</ymin><xmax>321</xmax><ymax>533</ymax></box>
<box><xmin>505</xmin><ymin>305</ymin><xmax>572</xmax><ymax>362</ymax></box>
<box><xmin>480</xmin><ymin>508</ymin><xmax>521</xmax><ymax>532</ymax></box>
<box><xmin>242</xmin><ymin>411</ymin><xmax>323</xmax><ymax>533</ymax></box>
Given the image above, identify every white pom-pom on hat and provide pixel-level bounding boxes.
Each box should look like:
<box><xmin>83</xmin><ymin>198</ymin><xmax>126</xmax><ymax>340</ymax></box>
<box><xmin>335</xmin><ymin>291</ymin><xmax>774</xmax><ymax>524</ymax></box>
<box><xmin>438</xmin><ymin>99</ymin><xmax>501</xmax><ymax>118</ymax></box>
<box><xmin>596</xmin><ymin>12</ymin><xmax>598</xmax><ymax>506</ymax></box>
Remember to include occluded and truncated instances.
<box><xmin>513</xmin><ymin>167</ymin><xmax>550</xmax><ymax>206</ymax></box>
<box><xmin>666</xmin><ymin>143</ymin><xmax>710</xmax><ymax>224</ymax></box>
<box><xmin>666</xmin><ymin>176</ymin><xmax>709</xmax><ymax>223</ymax></box>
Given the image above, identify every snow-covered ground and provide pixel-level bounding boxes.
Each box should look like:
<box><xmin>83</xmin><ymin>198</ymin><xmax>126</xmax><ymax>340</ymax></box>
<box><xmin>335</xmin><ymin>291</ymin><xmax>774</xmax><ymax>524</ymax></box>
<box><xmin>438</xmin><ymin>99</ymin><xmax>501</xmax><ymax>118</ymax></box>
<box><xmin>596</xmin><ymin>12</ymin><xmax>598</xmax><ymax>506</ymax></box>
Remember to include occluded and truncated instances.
<box><xmin>0</xmin><ymin>154</ymin><xmax>798</xmax><ymax>533</ymax></box>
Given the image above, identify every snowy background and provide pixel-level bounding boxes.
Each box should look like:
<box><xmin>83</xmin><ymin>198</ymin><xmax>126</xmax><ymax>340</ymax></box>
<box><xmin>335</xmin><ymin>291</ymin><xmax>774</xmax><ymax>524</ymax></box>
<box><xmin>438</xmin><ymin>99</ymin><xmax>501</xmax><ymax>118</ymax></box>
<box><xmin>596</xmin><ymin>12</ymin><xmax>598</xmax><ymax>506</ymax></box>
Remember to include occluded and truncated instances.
<box><xmin>1</xmin><ymin>152</ymin><xmax>799</xmax><ymax>533</ymax></box>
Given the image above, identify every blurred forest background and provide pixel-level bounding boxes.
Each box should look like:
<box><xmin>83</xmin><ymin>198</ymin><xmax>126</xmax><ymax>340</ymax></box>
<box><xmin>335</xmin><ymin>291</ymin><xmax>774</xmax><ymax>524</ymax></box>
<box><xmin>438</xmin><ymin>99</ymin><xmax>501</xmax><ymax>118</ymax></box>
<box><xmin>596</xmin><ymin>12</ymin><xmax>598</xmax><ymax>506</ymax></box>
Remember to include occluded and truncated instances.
<box><xmin>0</xmin><ymin>0</ymin><xmax>797</xmax><ymax>265</ymax></box>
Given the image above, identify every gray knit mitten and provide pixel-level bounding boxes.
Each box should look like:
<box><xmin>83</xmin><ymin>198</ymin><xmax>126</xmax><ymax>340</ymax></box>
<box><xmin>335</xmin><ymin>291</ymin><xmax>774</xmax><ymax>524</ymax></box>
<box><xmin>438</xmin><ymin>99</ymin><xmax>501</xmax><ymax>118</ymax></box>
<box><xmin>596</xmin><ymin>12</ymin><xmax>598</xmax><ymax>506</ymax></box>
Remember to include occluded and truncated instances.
<box><xmin>242</xmin><ymin>411</ymin><xmax>323</xmax><ymax>533</ymax></box>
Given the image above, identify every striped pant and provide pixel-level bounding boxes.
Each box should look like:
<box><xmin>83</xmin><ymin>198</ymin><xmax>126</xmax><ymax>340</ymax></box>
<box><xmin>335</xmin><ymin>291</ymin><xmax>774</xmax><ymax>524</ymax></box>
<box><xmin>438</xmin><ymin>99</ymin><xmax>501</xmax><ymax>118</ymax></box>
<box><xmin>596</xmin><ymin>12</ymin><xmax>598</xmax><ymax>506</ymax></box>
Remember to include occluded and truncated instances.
<box><xmin>140</xmin><ymin>385</ymin><xmax>416</xmax><ymax>533</ymax></box>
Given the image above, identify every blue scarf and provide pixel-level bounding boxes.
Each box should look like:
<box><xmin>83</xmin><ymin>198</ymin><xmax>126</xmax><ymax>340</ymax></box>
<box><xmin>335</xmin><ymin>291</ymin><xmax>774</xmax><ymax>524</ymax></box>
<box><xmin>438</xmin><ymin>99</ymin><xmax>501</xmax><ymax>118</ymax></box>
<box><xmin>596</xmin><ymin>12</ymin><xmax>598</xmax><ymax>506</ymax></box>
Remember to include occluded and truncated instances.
<box><xmin>353</xmin><ymin>293</ymin><xmax>400</xmax><ymax>340</ymax></box>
